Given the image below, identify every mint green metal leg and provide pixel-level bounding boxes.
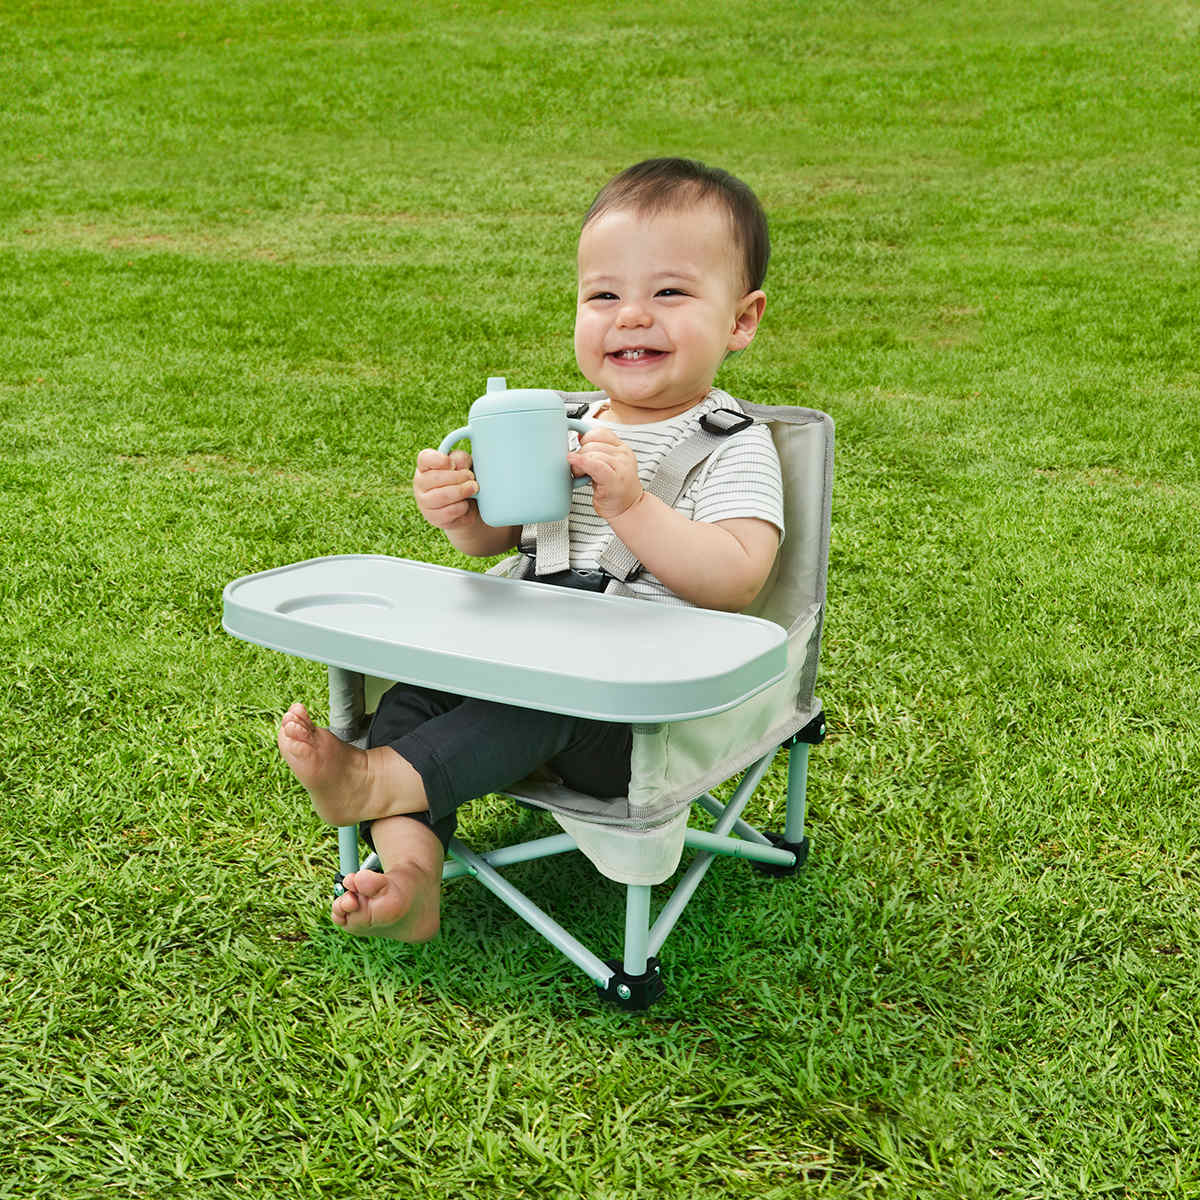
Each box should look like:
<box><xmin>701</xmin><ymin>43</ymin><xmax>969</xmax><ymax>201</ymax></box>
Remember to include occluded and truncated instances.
<box><xmin>785</xmin><ymin>742</ymin><xmax>809</xmax><ymax>845</ymax></box>
<box><xmin>337</xmin><ymin>825</ymin><xmax>360</xmax><ymax>876</ymax></box>
<box><xmin>623</xmin><ymin>885</ymin><xmax>652</xmax><ymax>976</ymax></box>
<box><xmin>447</xmin><ymin>838</ymin><xmax>614</xmax><ymax>988</ymax></box>
<box><xmin>683</xmin><ymin>827</ymin><xmax>796</xmax><ymax>866</ymax></box>
<box><xmin>649</xmin><ymin>749</ymin><xmax>778</xmax><ymax>956</ymax></box>
<box><xmin>694</xmin><ymin>791</ymin><xmax>775</xmax><ymax>845</ymax></box>
<box><xmin>441</xmin><ymin>832</ymin><xmax>577</xmax><ymax>881</ymax></box>
<box><xmin>328</xmin><ymin>666</ymin><xmax>367</xmax><ymax>896</ymax></box>
<box><xmin>598</xmin><ymin>882</ymin><xmax>663</xmax><ymax>1008</ymax></box>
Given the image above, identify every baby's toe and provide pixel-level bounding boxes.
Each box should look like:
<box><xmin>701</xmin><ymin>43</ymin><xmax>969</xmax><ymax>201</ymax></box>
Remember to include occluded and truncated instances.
<box><xmin>349</xmin><ymin>869</ymin><xmax>390</xmax><ymax>898</ymax></box>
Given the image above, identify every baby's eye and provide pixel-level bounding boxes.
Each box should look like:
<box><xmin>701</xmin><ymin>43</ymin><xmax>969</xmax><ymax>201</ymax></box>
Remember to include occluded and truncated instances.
<box><xmin>656</xmin><ymin>288</ymin><xmax>687</xmax><ymax>298</ymax></box>
<box><xmin>586</xmin><ymin>291</ymin><xmax>618</xmax><ymax>302</ymax></box>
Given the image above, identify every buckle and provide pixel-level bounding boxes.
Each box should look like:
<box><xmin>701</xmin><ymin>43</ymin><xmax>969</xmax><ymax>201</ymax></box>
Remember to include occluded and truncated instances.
<box><xmin>700</xmin><ymin>408</ymin><xmax>754</xmax><ymax>436</ymax></box>
<box><xmin>532</xmin><ymin>568</ymin><xmax>611</xmax><ymax>593</ymax></box>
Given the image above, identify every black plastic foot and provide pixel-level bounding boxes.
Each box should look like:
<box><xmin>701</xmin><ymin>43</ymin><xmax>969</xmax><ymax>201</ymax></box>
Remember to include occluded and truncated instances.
<box><xmin>599</xmin><ymin>958</ymin><xmax>666</xmax><ymax>1010</ymax></box>
<box><xmin>750</xmin><ymin>832</ymin><xmax>810</xmax><ymax>877</ymax></box>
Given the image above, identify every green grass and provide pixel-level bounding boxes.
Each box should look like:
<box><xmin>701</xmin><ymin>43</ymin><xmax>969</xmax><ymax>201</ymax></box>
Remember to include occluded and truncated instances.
<box><xmin>2</xmin><ymin>0</ymin><xmax>1199</xmax><ymax>1195</ymax></box>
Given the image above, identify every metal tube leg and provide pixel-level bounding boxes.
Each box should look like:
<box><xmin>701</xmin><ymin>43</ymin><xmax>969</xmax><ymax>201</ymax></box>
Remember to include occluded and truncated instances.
<box><xmin>329</xmin><ymin>668</ymin><xmax>367</xmax><ymax>898</ymax></box>
<box><xmin>683</xmin><ymin>828</ymin><xmax>797</xmax><ymax>866</ymax></box>
<box><xmin>623</xmin><ymin>885</ymin><xmax>652</xmax><ymax>977</ymax></box>
<box><xmin>694</xmin><ymin>791</ymin><xmax>775</xmax><ymax>846</ymax></box>
<box><xmin>441</xmin><ymin>833</ymin><xmax>577</xmax><ymax>882</ymax></box>
<box><xmin>327</xmin><ymin>666</ymin><xmax>366</xmax><ymax>743</ymax></box>
<box><xmin>334</xmin><ymin>825</ymin><xmax>361</xmax><ymax>897</ymax></box>
<box><xmin>447</xmin><ymin>840</ymin><xmax>614</xmax><ymax>988</ymax></box>
<box><xmin>649</xmin><ymin>750</ymin><xmax>778</xmax><ymax>956</ymax></box>
<box><xmin>785</xmin><ymin>743</ymin><xmax>810</xmax><ymax>845</ymax></box>
<box><xmin>602</xmin><ymin>883</ymin><xmax>664</xmax><ymax>1009</ymax></box>
<box><xmin>337</xmin><ymin>825</ymin><xmax>360</xmax><ymax>875</ymax></box>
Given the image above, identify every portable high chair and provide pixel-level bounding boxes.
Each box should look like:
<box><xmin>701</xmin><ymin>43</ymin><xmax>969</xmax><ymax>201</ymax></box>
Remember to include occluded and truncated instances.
<box><xmin>222</xmin><ymin>392</ymin><xmax>832</xmax><ymax>1009</ymax></box>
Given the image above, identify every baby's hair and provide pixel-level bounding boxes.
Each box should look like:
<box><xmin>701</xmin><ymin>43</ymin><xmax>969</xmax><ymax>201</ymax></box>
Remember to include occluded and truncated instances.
<box><xmin>582</xmin><ymin>157</ymin><xmax>770</xmax><ymax>293</ymax></box>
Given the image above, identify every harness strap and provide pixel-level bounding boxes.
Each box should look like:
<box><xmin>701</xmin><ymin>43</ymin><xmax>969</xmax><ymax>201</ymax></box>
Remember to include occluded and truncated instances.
<box><xmin>596</xmin><ymin>407</ymin><xmax>752</xmax><ymax>583</ymax></box>
<box><xmin>520</xmin><ymin>395</ymin><xmax>754</xmax><ymax>586</ymax></box>
<box><xmin>533</xmin><ymin>517</ymin><xmax>572</xmax><ymax>575</ymax></box>
<box><xmin>518</xmin><ymin>393</ymin><xmax>599</xmax><ymax>576</ymax></box>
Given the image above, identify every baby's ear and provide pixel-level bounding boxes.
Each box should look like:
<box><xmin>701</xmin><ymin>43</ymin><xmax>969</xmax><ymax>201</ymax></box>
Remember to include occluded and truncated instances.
<box><xmin>729</xmin><ymin>291</ymin><xmax>766</xmax><ymax>352</ymax></box>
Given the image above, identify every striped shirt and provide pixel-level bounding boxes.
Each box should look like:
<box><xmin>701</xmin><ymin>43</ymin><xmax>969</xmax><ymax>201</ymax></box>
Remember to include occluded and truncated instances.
<box><xmin>550</xmin><ymin>388</ymin><xmax>785</xmax><ymax>608</ymax></box>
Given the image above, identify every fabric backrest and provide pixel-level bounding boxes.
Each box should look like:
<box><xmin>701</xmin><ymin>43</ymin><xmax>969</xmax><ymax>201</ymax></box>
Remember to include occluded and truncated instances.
<box><xmin>740</xmin><ymin>405</ymin><xmax>833</xmax><ymax>633</ymax></box>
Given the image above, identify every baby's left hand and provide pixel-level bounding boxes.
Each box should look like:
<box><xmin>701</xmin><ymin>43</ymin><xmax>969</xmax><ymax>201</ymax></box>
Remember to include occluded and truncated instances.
<box><xmin>569</xmin><ymin>426</ymin><xmax>643</xmax><ymax>520</ymax></box>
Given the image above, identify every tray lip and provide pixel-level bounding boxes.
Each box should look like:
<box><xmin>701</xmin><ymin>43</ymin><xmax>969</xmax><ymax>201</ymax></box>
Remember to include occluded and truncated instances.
<box><xmin>217</xmin><ymin>629</ymin><xmax>785</xmax><ymax>723</ymax></box>
<box><xmin>222</xmin><ymin>554</ymin><xmax>788</xmax><ymax>723</ymax></box>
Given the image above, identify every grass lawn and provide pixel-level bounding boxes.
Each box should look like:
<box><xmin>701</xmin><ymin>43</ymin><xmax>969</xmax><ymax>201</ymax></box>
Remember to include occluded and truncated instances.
<box><xmin>2</xmin><ymin>0</ymin><xmax>1199</xmax><ymax>1195</ymax></box>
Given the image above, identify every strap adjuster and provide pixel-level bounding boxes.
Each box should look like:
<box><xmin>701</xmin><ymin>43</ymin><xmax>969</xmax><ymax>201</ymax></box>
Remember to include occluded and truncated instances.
<box><xmin>700</xmin><ymin>408</ymin><xmax>753</xmax><ymax>436</ymax></box>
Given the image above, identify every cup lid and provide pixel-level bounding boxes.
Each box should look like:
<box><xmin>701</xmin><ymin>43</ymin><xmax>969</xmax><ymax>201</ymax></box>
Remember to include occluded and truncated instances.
<box><xmin>469</xmin><ymin>388</ymin><xmax>565</xmax><ymax>419</ymax></box>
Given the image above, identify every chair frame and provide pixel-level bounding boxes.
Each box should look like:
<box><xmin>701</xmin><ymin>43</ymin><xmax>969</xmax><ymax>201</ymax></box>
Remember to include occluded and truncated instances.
<box><xmin>329</xmin><ymin>664</ymin><xmax>823</xmax><ymax>1010</ymax></box>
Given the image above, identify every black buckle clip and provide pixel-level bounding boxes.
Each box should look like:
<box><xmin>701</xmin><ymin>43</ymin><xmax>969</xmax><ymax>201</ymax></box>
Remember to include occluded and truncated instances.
<box><xmin>700</xmin><ymin>408</ymin><xmax>754</xmax><ymax>436</ymax></box>
<box><xmin>532</xmin><ymin>568</ymin><xmax>611</xmax><ymax>593</ymax></box>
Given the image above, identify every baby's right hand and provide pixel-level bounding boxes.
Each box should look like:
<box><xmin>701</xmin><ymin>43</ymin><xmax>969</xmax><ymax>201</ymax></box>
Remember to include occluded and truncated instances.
<box><xmin>413</xmin><ymin>448</ymin><xmax>481</xmax><ymax>531</ymax></box>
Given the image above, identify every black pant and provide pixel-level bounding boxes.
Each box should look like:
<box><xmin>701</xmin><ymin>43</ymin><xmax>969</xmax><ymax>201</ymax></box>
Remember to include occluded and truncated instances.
<box><xmin>365</xmin><ymin>683</ymin><xmax>633</xmax><ymax>850</ymax></box>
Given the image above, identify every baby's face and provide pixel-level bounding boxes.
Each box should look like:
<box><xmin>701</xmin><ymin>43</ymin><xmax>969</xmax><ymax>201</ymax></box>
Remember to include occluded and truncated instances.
<box><xmin>574</xmin><ymin>202</ymin><xmax>763</xmax><ymax>422</ymax></box>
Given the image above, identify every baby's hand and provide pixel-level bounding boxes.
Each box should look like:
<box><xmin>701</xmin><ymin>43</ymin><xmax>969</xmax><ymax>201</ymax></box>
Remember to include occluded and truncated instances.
<box><xmin>413</xmin><ymin>448</ymin><xmax>481</xmax><ymax>531</ymax></box>
<box><xmin>568</xmin><ymin>427</ymin><xmax>643</xmax><ymax>521</ymax></box>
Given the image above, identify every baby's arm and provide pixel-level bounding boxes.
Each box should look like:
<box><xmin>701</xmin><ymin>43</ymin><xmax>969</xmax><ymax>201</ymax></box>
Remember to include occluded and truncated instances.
<box><xmin>413</xmin><ymin>449</ymin><xmax>520</xmax><ymax>557</ymax></box>
<box><xmin>569</xmin><ymin>428</ymin><xmax>779</xmax><ymax>612</ymax></box>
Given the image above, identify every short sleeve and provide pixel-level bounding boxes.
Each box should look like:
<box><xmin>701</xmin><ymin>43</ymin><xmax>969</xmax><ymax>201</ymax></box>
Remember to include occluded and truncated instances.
<box><xmin>688</xmin><ymin>424</ymin><xmax>785</xmax><ymax>537</ymax></box>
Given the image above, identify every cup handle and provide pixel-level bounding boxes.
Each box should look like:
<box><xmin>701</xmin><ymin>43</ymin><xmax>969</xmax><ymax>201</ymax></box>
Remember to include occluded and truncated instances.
<box><xmin>567</xmin><ymin>417</ymin><xmax>598</xmax><ymax>489</ymax></box>
<box><xmin>437</xmin><ymin>426</ymin><xmax>472</xmax><ymax>457</ymax></box>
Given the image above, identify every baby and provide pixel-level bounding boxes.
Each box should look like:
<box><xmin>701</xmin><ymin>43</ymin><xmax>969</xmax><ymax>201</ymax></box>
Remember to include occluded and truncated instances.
<box><xmin>277</xmin><ymin>157</ymin><xmax>784</xmax><ymax>941</ymax></box>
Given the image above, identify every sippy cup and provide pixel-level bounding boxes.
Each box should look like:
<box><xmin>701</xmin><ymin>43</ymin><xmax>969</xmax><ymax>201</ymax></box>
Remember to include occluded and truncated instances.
<box><xmin>438</xmin><ymin>378</ymin><xmax>596</xmax><ymax>527</ymax></box>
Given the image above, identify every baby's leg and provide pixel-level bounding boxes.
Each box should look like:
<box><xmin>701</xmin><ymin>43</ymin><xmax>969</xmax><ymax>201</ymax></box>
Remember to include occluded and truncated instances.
<box><xmin>277</xmin><ymin>702</ymin><xmax>429</xmax><ymax>826</ymax></box>
<box><xmin>332</xmin><ymin>815</ymin><xmax>443</xmax><ymax>942</ymax></box>
<box><xmin>282</xmin><ymin>682</ymin><xmax>630</xmax><ymax>942</ymax></box>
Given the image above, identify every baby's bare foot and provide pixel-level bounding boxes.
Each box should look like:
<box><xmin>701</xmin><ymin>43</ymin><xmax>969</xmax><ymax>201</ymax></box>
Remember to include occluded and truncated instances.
<box><xmin>332</xmin><ymin>865</ymin><xmax>441</xmax><ymax>942</ymax></box>
<box><xmin>277</xmin><ymin>703</ymin><xmax>426</xmax><ymax>825</ymax></box>
<box><xmin>277</xmin><ymin>703</ymin><xmax>363</xmax><ymax>819</ymax></box>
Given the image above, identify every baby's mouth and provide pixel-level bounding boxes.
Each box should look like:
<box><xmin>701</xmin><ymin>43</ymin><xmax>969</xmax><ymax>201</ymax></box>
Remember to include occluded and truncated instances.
<box><xmin>609</xmin><ymin>348</ymin><xmax>666</xmax><ymax>362</ymax></box>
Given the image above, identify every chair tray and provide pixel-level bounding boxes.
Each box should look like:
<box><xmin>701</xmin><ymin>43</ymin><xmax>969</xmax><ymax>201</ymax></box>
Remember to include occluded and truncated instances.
<box><xmin>223</xmin><ymin>555</ymin><xmax>787</xmax><ymax>723</ymax></box>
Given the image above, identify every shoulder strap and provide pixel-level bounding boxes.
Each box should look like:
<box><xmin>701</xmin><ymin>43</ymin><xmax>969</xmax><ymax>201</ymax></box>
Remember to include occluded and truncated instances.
<box><xmin>597</xmin><ymin>402</ymin><xmax>754</xmax><ymax>584</ymax></box>
<box><xmin>520</xmin><ymin>393</ymin><xmax>755</xmax><ymax>584</ymax></box>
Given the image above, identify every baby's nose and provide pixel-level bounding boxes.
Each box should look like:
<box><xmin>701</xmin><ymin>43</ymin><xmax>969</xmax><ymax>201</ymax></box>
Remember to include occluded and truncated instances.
<box><xmin>616</xmin><ymin>299</ymin><xmax>652</xmax><ymax>327</ymax></box>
